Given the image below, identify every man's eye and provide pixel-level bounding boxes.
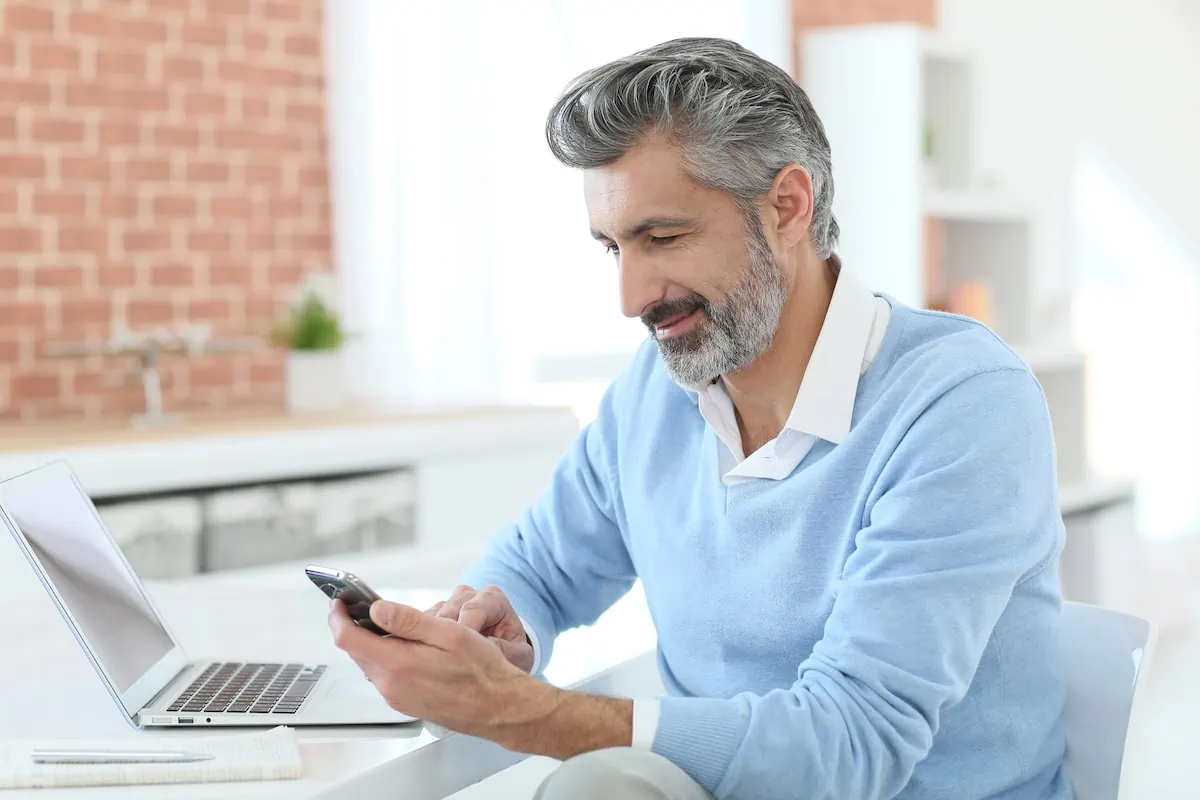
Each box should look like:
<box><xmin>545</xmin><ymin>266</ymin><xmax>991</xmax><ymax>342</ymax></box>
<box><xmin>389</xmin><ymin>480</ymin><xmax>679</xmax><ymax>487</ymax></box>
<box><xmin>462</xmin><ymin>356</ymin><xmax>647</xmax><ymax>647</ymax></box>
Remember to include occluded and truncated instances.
<box><xmin>650</xmin><ymin>235</ymin><xmax>680</xmax><ymax>246</ymax></box>
<box><xmin>604</xmin><ymin>243</ymin><xmax>619</xmax><ymax>256</ymax></box>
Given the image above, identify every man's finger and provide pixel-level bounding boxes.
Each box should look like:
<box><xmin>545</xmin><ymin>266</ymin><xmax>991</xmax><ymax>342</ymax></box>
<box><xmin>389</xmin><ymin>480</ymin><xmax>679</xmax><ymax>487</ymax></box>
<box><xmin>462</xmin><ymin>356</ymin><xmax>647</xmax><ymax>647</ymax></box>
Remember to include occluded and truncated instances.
<box><xmin>456</xmin><ymin>594</ymin><xmax>502</xmax><ymax>633</ymax></box>
<box><xmin>425</xmin><ymin>601</ymin><xmax>445</xmax><ymax>616</ymax></box>
<box><xmin>330</xmin><ymin>599</ymin><xmax>401</xmax><ymax>665</ymax></box>
<box><xmin>370</xmin><ymin>600</ymin><xmax>457</xmax><ymax>647</ymax></box>
<box><xmin>435</xmin><ymin>585</ymin><xmax>475</xmax><ymax>620</ymax></box>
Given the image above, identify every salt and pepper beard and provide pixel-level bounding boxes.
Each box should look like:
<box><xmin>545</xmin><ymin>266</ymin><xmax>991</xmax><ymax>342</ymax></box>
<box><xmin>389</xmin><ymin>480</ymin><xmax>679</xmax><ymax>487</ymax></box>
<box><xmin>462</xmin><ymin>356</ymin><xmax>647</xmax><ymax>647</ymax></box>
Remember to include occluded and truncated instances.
<box><xmin>642</xmin><ymin>219</ymin><xmax>789</xmax><ymax>387</ymax></box>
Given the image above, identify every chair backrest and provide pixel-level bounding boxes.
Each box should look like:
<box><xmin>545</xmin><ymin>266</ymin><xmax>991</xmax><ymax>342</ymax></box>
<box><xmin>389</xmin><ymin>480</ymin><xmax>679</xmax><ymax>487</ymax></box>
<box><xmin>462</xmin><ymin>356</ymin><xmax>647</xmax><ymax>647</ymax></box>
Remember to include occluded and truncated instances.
<box><xmin>1060</xmin><ymin>601</ymin><xmax>1157</xmax><ymax>800</ymax></box>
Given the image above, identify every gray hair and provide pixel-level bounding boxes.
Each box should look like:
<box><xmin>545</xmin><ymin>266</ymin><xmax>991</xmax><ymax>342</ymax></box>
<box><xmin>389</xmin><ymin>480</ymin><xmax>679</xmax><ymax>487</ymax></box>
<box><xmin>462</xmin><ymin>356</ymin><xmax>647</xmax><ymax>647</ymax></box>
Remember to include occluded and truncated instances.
<box><xmin>545</xmin><ymin>37</ymin><xmax>840</xmax><ymax>259</ymax></box>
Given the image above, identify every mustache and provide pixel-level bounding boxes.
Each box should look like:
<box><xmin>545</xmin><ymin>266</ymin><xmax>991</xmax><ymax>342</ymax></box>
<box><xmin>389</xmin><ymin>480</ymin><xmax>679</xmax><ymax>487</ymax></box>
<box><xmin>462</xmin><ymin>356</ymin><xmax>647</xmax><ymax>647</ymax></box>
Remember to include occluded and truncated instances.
<box><xmin>641</xmin><ymin>295</ymin><xmax>709</xmax><ymax>330</ymax></box>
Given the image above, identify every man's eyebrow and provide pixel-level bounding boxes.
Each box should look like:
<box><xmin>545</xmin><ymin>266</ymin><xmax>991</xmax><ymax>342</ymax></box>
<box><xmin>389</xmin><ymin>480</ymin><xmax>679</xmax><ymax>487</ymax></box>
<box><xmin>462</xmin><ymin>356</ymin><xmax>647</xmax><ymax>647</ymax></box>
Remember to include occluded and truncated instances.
<box><xmin>590</xmin><ymin>216</ymin><xmax>697</xmax><ymax>242</ymax></box>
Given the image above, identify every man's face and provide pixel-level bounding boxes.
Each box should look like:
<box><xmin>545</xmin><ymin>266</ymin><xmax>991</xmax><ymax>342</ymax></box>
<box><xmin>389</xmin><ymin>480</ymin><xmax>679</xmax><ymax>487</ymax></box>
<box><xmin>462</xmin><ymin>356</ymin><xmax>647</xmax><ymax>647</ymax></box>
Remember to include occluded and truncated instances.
<box><xmin>584</xmin><ymin>140</ymin><xmax>789</xmax><ymax>386</ymax></box>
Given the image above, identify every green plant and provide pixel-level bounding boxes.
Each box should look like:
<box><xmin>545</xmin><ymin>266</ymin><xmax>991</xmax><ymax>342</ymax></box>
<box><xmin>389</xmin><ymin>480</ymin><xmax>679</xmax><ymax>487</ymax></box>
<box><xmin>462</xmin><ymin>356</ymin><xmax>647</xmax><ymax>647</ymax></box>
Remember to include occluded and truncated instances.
<box><xmin>274</xmin><ymin>293</ymin><xmax>345</xmax><ymax>351</ymax></box>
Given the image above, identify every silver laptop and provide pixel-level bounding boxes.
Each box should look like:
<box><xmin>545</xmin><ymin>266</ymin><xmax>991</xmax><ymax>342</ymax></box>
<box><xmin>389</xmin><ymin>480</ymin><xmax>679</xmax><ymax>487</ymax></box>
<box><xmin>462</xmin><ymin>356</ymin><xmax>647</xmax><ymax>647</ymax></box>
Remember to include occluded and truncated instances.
<box><xmin>0</xmin><ymin>460</ymin><xmax>415</xmax><ymax>728</ymax></box>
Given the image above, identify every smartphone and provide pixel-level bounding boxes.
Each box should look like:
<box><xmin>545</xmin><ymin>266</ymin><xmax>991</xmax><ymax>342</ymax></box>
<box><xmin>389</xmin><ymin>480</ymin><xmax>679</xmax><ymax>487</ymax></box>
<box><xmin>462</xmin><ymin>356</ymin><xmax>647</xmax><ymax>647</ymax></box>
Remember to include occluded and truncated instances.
<box><xmin>305</xmin><ymin>564</ymin><xmax>389</xmax><ymax>636</ymax></box>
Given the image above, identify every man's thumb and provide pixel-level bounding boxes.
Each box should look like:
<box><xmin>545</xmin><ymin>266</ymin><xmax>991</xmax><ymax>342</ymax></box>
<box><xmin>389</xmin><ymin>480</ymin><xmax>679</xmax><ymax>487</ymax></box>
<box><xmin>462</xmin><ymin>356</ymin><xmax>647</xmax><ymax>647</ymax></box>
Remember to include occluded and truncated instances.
<box><xmin>369</xmin><ymin>600</ymin><xmax>430</xmax><ymax>640</ymax></box>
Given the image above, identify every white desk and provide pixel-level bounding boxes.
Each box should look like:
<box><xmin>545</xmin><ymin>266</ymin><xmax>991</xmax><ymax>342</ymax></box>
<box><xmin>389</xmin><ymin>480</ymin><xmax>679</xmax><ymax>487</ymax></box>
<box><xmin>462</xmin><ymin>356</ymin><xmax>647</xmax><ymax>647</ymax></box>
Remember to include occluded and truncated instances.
<box><xmin>0</xmin><ymin>541</ymin><xmax>659</xmax><ymax>799</ymax></box>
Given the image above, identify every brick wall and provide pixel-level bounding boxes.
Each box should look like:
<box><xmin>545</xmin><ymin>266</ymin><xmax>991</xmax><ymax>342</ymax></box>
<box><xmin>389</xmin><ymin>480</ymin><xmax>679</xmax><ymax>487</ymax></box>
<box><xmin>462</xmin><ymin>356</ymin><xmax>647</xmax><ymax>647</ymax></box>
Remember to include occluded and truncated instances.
<box><xmin>0</xmin><ymin>0</ymin><xmax>331</xmax><ymax>421</ymax></box>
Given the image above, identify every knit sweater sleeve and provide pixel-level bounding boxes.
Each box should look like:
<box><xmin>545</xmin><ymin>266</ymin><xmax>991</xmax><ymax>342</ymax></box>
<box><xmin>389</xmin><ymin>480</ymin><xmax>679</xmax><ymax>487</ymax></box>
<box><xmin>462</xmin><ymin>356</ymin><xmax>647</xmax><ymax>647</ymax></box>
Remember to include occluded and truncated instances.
<box><xmin>459</xmin><ymin>379</ymin><xmax>634</xmax><ymax>672</ymax></box>
<box><xmin>651</xmin><ymin>368</ymin><xmax>1065</xmax><ymax>799</ymax></box>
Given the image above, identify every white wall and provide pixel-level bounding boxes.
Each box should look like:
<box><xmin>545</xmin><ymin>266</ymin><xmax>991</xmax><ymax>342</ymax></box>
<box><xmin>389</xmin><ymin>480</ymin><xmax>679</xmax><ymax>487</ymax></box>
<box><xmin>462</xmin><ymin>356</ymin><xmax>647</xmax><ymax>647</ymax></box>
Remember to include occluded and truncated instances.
<box><xmin>937</xmin><ymin>0</ymin><xmax>1200</xmax><ymax>301</ymax></box>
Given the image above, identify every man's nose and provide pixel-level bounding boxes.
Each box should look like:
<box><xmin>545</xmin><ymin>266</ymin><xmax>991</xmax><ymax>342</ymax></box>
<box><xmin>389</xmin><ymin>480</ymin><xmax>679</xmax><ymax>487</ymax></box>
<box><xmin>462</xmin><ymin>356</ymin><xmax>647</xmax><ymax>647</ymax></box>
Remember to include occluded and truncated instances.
<box><xmin>617</xmin><ymin>252</ymin><xmax>668</xmax><ymax>319</ymax></box>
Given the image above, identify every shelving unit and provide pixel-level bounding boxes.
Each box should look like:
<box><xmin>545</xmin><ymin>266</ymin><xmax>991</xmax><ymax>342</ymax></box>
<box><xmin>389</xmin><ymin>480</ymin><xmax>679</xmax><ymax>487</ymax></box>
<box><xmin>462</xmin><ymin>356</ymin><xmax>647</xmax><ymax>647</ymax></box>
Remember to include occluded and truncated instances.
<box><xmin>801</xmin><ymin>23</ymin><xmax>1135</xmax><ymax>527</ymax></box>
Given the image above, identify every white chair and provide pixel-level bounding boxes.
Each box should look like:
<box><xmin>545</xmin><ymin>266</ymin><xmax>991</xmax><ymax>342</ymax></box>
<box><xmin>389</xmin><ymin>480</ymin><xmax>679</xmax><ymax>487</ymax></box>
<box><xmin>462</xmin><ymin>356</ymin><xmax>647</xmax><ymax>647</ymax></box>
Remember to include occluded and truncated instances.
<box><xmin>1060</xmin><ymin>600</ymin><xmax>1158</xmax><ymax>800</ymax></box>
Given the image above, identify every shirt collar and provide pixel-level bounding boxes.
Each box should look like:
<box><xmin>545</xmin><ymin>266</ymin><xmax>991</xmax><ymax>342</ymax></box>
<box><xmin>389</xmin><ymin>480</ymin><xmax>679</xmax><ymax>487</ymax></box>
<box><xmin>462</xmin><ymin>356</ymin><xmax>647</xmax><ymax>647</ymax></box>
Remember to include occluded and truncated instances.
<box><xmin>680</xmin><ymin>270</ymin><xmax>878</xmax><ymax>445</ymax></box>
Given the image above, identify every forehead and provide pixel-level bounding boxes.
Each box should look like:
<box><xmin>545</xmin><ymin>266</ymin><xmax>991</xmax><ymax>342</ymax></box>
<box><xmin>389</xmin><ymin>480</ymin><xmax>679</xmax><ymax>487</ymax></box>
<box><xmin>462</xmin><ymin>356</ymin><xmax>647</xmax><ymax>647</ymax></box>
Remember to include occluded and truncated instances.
<box><xmin>583</xmin><ymin>141</ymin><xmax>707</xmax><ymax>229</ymax></box>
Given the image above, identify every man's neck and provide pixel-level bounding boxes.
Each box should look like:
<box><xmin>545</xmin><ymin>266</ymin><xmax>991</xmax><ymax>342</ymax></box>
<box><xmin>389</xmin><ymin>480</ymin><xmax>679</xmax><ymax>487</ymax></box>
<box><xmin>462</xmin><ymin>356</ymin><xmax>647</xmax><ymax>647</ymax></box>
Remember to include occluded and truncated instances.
<box><xmin>725</xmin><ymin>260</ymin><xmax>836</xmax><ymax>456</ymax></box>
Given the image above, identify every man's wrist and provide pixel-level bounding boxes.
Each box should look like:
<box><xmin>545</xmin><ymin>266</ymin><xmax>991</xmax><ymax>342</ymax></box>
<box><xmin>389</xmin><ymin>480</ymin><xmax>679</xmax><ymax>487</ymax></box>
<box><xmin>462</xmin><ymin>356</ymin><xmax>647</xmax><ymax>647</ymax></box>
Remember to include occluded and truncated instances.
<box><xmin>491</xmin><ymin>680</ymin><xmax>633</xmax><ymax>759</ymax></box>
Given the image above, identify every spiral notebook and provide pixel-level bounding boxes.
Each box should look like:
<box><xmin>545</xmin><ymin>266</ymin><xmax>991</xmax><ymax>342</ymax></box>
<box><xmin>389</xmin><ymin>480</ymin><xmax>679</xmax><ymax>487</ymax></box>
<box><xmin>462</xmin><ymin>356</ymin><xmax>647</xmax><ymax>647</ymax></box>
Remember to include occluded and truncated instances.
<box><xmin>0</xmin><ymin>726</ymin><xmax>303</xmax><ymax>790</ymax></box>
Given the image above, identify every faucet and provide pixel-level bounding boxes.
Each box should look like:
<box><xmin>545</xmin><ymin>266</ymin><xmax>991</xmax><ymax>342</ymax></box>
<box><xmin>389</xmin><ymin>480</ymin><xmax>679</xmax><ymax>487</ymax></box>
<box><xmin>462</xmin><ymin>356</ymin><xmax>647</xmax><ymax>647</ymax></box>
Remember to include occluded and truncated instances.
<box><xmin>45</xmin><ymin>323</ymin><xmax>260</xmax><ymax>427</ymax></box>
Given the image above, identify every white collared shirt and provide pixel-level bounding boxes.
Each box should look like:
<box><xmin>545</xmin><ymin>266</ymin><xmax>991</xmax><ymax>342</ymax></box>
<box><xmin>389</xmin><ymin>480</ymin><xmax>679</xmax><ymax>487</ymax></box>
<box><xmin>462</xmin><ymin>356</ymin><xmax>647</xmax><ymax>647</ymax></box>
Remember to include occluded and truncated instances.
<box><xmin>631</xmin><ymin>270</ymin><xmax>891</xmax><ymax>747</ymax></box>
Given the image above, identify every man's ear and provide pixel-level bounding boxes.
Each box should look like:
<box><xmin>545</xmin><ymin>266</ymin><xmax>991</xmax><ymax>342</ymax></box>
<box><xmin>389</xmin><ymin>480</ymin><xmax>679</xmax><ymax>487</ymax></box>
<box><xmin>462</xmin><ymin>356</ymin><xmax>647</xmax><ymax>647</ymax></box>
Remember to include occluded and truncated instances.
<box><xmin>768</xmin><ymin>164</ymin><xmax>815</xmax><ymax>249</ymax></box>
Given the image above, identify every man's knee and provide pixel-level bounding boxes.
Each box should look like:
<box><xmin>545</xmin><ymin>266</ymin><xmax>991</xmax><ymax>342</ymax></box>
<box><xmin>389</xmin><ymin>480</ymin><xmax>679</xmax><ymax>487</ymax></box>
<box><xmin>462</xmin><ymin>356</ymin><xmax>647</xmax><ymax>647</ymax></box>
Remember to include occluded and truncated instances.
<box><xmin>535</xmin><ymin>748</ymin><xmax>712</xmax><ymax>800</ymax></box>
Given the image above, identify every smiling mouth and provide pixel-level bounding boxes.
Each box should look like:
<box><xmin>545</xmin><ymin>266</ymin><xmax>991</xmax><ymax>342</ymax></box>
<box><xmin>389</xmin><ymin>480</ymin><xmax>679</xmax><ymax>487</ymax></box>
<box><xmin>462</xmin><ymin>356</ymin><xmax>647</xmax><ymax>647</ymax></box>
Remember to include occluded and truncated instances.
<box><xmin>654</xmin><ymin>308</ymin><xmax>703</xmax><ymax>340</ymax></box>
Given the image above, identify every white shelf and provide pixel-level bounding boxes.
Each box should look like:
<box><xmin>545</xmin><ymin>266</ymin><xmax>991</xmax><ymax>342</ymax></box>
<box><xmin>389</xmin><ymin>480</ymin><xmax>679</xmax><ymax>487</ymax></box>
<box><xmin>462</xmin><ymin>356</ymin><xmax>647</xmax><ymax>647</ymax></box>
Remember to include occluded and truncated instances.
<box><xmin>924</xmin><ymin>189</ymin><xmax>1029</xmax><ymax>222</ymax></box>
<box><xmin>1059</xmin><ymin>477</ymin><xmax>1136</xmax><ymax>517</ymax></box>
<box><xmin>1012</xmin><ymin>343</ymin><xmax>1086</xmax><ymax>374</ymax></box>
<box><xmin>921</xmin><ymin>32</ymin><xmax>972</xmax><ymax>63</ymax></box>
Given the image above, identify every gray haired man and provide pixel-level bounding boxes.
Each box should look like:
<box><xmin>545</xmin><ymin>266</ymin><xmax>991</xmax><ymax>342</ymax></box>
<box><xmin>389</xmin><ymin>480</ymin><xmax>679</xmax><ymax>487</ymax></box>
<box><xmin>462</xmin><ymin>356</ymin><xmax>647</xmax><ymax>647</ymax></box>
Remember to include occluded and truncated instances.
<box><xmin>330</xmin><ymin>37</ymin><xmax>1072</xmax><ymax>800</ymax></box>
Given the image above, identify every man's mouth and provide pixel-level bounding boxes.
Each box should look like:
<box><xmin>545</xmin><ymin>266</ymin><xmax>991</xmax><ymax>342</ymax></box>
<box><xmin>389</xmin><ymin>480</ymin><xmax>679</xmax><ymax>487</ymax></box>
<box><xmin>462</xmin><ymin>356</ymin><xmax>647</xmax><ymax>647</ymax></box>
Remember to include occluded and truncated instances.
<box><xmin>653</xmin><ymin>307</ymin><xmax>703</xmax><ymax>340</ymax></box>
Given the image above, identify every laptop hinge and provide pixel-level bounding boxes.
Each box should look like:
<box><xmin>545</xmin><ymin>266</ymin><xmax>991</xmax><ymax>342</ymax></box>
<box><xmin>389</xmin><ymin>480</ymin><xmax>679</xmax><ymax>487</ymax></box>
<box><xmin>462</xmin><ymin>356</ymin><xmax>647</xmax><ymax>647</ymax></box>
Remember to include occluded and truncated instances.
<box><xmin>143</xmin><ymin>663</ymin><xmax>194</xmax><ymax>710</ymax></box>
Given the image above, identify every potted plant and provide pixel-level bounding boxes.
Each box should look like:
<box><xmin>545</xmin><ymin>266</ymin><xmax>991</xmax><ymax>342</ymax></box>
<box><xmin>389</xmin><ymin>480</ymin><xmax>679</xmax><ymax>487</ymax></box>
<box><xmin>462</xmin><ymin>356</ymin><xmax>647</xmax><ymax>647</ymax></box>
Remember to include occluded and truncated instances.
<box><xmin>275</xmin><ymin>276</ymin><xmax>347</xmax><ymax>413</ymax></box>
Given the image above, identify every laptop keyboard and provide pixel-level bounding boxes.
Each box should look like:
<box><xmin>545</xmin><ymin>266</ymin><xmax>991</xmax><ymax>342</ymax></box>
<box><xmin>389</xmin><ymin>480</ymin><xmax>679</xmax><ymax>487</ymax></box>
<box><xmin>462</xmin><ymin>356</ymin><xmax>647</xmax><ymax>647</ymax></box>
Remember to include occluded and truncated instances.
<box><xmin>166</xmin><ymin>662</ymin><xmax>328</xmax><ymax>715</ymax></box>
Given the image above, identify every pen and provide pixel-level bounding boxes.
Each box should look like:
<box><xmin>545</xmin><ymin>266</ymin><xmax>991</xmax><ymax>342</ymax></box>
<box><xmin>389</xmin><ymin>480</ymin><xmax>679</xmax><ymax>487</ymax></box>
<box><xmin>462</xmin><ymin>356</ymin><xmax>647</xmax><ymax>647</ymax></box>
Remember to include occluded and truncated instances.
<box><xmin>31</xmin><ymin>749</ymin><xmax>216</xmax><ymax>765</ymax></box>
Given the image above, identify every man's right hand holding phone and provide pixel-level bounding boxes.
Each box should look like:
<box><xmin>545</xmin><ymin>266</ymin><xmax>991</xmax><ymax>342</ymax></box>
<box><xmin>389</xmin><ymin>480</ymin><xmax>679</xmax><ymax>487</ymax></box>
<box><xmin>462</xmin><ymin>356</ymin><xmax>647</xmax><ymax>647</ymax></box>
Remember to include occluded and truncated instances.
<box><xmin>427</xmin><ymin>585</ymin><xmax>536</xmax><ymax>674</ymax></box>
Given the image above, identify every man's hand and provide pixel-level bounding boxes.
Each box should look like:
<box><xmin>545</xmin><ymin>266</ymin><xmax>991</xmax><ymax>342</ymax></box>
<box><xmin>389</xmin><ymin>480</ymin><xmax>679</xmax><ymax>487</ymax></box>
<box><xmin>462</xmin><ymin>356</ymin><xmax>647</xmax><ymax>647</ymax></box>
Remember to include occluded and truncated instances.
<box><xmin>329</xmin><ymin>599</ymin><xmax>632</xmax><ymax>758</ymax></box>
<box><xmin>428</xmin><ymin>584</ymin><xmax>535</xmax><ymax>673</ymax></box>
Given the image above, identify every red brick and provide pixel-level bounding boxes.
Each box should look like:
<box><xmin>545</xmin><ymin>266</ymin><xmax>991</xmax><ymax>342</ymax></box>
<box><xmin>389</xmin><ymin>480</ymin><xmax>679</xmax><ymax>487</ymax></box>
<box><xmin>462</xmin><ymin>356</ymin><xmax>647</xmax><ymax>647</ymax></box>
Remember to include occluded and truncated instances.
<box><xmin>245</xmin><ymin>162</ymin><xmax>281</xmax><ymax>186</ymax></box>
<box><xmin>0</xmin><ymin>193</ymin><xmax>16</xmax><ymax>214</ymax></box>
<box><xmin>10</xmin><ymin>371</ymin><xmax>62</xmax><ymax>403</ymax></box>
<box><xmin>98</xmin><ymin>119</ymin><xmax>142</xmax><ymax>146</ymax></box>
<box><xmin>184</xmin><ymin>90</ymin><xmax>227</xmax><ymax>116</ymax></box>
<box><xmin>212</xmin><ymin>195</ymin><xmax>255</xmax><ymax>218</ymax></box>
<box><xmin>57</xmin><ymin>225</ymin><xmax>108</xmax><ymax>254</ymax></box>
<box><xmin>33</xmin><ymin>191</ymin><xmax>87</xmax><ymax>216</ymax></box>
<box><xmin>0</xmin><ymin>154</ymin><xmax>47</xmax><ymax>179</ymax></box>
<box><xmin>0</xmin><ymin>39</ymin><xmax>15</xmax><ymax>68</ymax></box>
<box><xmin>249</xmin><ymin>359</ymin><xmax>284</xmax><ymax>384</ymax></box>
<box><xmin>186</xmin><ymin>160</ymin><xmax>230</xmax><ymax>183</ymax></box>
<box><xmin>0</xmin><ymin>299</ymin><xmax>48</xmax><ymax>327</ymax></box>
<box><xmin>4</xmin><ymin>3</ymin><xmax>56</xmax><ymax>33</ymax></box>
<box><xmin>98</xmin><ymin>263</ymin><xmax>137</xmax><ymax>288</ymax></box>
<box><xmin>71</xmin><ymin>11</ymin><xmax>167</xmax><ymax>43</ymax></box>
<box><xmin>32</xmin><ymin>265</ymin><xmax>84</xmax><ymax>289</ymax></box>
<box><xmin>284</xmin><ymin>34</ymin><xmax>321</xmax><ymax>59</ymax></box>
<box><xmin>99</xmin><ymin>193</ymin><xmax>137</xmax><ymax>217</ymax></box>
<box><xmin>0</xmin><ymin>226</ymin><xmax>43</xmax><ymax>253</ymax></box>
<box><xmin>150</xmin><ymin>124</ymin><xmax>202</xmax><ymax>148</ymax></box>
<box><xmin>60</xmin><ymin>297</ymin><xmax>112</xmax><ymax>324</ymax></box>
<box><xmin>122</xmin><ymin>230</ymin><xmax>171</xmax><ymax>253</ymax></box>
<box><xmin>0</xmin><ymin>79</ymin><xmax>52</xmax><ymax>105</ymax></box>
<box><xmin>188</xmin><ymin>230</ymin><xmax>232</xmax><ymax>252</ymax></box>
<box><xmin>65</xmin><ymin>84</ymin><xmax>169</xmax><ymax>113</ymax></box>
<box><xmin>30</xmin><ymin>44</ymin><xmax>82</xmax><ymax>72</ymax></box>
<box><xmin>188</xmin><ymin>297</ymin><xmax>233</xmax><ymax>320</ymax></box>
<box><xmin>126</xmin><ymin>299</ymin><xmax>173</xmax><ymax>324</ymax></box>
<box><xmin>31</xmin><ymin>115</ymin><xmax>85</xmax><ymax>144</ymax></box>
<box><xmin>162</xmin><ymin>56</ymin><xmax>204</xmax><ymax>82</ymax></box>
<box><xmin>181</xmin><ymin>21</ymin><xmax>229</xmax><ymax>47</ymax></box>
<box><xmin>0</xmin><ymin>267</ymin><xmax>19</xmax><ymax>289</ymax></box>
<box><xmin>210</xmin><ymin>259</ymin><xmax>251</xmax><ymax>286</ymax></box>
<box><xmin>125</xmin><ymin>157</ymin><xmax>173</xmax><ymax>183</ymax></box>
<box><xmin>0</xmin><ymin>111</ymin><xmax>15</xmax><ymax>142</ymax></box>
<box><xmin>241</xmin><ymin>93</ymin><xmax>270</xmax><ymax>121</ymax></box>
<box><xmin>285</xmin><ymin>100</ymin><xmax>324</xmax><ymax>126</ymax></box>
<box><xmin>208</xmin><ymin>0</ymin><xmax>251</xmax><ymax>16</ymax></box>
<box><xmin>150</xmin><ymin>263</ymin><xmax>194</xmax><ymax>286</ymax></box>
<box><xmin>242</xmin><ymin>29</ymin><xmax>271</xmax><ymax>54</ymax></box>
<box><xmin>73</xmin><ymin>369</ymin><xmax>110</xmax><ymax>396</ymax></box>
<box><xmin>0</xmin><ymin>334</ymin><xmax>20</xmax><ymax>363</ymax></box>
<box><xmin>189</xmin><ymin>359</ymin><xmax>235</xmax><ymax>388</ymax></box>
<box><xmin>262</xmin><ymin>0</ymin><xmax>303</xmax><ymax>22</ymax></box>
<box><xmin>60</xmin><ymin>155</ymin><xmax>112</xmax><ymax>182</ymax></box>
<box><xmin>151</xmin><ymin>194</ymin><xmax>196</xmax><ymax>218</ymax></box>
<box><xmin>268</xmin><ymin>262</ymin><xmax>304</xmax><ymax>284</ymax></box>
<box><xmin>145</xmin><ymin>0</ymin><xmax>193</xmax><ymax>11</ymax></box>
<box><xmin>297</xmin><ymin>166</ymin><xmax>327</xmax><ymax>189</ymax></box>
<box><xmin>96</xmin><ymin>49</ymin><xmax>147</xmax><ymax>79</ymax></box>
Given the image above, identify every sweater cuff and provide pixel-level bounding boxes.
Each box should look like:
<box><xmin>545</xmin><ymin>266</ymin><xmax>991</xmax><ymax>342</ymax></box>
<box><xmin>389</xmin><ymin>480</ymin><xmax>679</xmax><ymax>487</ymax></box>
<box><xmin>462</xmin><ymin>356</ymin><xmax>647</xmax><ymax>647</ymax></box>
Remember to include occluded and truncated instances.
<box><xmin>518</xmin><ymin>616</ymin><xmax>544</xmax><ymax>675</ymax></box>
<box><xmin>651</xmin><ymin>696</ymin><xmax>750</xmax><ymax>794</ymax></box>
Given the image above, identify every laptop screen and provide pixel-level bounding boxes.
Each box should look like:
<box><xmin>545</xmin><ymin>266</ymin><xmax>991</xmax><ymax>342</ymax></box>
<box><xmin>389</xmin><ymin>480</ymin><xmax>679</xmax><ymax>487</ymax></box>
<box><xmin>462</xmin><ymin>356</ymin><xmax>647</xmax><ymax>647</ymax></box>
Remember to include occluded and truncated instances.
<box><xmin>3</xmin><ymin>474</ymin><xmax>175</xmax><ymax>693</ymax></box>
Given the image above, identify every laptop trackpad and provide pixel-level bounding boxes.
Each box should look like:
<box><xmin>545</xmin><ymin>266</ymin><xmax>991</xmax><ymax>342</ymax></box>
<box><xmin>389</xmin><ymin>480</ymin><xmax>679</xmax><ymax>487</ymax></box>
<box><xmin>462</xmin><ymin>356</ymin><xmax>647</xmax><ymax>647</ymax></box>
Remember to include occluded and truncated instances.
<box><xmin>324</xmin><ymin>676</ymin><xmax>382</xmax><ymax>700</ymax></box>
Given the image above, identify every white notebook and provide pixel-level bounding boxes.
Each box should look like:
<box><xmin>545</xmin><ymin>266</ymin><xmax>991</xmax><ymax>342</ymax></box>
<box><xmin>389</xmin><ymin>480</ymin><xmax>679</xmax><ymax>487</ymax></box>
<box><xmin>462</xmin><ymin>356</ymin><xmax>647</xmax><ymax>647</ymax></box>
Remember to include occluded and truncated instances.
<box><xmin>0</xmin><ymin>726</ymin><xmax>303</xmax><ymax>790</ymax></box>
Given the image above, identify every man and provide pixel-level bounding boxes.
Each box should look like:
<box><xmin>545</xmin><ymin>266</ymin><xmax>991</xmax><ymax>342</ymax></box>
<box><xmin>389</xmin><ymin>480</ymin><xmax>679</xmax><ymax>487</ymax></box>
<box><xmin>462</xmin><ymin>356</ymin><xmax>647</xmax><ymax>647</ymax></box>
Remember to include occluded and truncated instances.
<box><xmin>329</xmin><ymin>37</ymin><xmax>1073</xmax><ymax>799</ymax></box>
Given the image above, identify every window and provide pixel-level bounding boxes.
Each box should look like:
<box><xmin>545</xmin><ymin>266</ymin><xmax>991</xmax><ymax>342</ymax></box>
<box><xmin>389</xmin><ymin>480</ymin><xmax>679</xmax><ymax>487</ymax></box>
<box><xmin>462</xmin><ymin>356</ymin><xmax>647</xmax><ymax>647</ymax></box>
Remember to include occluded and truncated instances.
<box><xmin>326</xmin><ymin>0</ymin><xmax>790</xmax><ymax>421</ymax></box>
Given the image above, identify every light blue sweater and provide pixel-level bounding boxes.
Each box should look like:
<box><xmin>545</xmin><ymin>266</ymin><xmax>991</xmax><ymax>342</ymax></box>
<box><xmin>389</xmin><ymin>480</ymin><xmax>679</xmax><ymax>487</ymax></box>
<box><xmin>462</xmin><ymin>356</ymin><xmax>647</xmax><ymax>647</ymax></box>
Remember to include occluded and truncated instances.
<box><xmin>464</xmin><ymin>302</ymin><xmax>1073</xmax><ymax>799</ymax></box>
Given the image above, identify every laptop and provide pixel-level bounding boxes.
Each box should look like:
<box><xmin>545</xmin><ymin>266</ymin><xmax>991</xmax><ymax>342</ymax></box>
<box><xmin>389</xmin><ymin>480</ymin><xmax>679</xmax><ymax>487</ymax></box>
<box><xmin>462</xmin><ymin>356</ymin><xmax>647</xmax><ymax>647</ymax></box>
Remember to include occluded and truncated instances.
<box><xmin>0</xmin><ymin>460</ymin><xmax>415</xmax><ymax>728</ymax></box>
